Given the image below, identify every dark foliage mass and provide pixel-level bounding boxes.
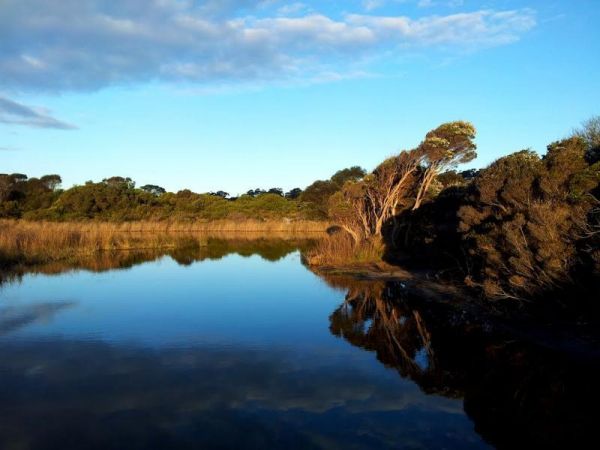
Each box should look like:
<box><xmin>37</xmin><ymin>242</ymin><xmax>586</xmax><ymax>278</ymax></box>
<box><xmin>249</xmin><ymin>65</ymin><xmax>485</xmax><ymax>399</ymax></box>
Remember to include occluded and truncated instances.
<box><xmin>402</xmin><ymin>137</ymin><xmax>599</xmax><ymax>301</ymax></box>
<box><xmin>395</xmin><ymin>122</ymin><xmax>600</xmax><ymax>302</ymax></box>
<box><xmin>318</xmin><ymin>117</ymin><xmax>600</xmax><ymax>303</ymax></box>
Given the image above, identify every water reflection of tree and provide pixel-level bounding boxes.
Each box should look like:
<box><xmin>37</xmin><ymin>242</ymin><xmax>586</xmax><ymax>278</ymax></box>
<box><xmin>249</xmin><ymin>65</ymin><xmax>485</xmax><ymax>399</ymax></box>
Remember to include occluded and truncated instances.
<box><xmin>326</xmin><ymin>277</ymin><xmax>464</xmax><ymax>397</ymax></box>
<box><xmin>322</xmin><ymin>274</ymin><xmax>598</xmax><ymax>449</ymax></box>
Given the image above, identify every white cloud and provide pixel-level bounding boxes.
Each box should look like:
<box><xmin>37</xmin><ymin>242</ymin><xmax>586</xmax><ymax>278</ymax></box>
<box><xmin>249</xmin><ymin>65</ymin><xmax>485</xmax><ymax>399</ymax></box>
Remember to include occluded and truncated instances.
<box><xmin>0</xmin><ymin>0</ymin><xmax>536</xmax><ymax>93</ymax></box>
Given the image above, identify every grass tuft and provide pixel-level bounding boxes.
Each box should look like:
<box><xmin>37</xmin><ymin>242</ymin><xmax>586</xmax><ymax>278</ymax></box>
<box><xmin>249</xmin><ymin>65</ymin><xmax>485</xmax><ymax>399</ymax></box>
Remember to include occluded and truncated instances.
<box><xmin>304</xmin><ymin>232</ymin><xmax>384</xmax><ymax>266</ymax></box>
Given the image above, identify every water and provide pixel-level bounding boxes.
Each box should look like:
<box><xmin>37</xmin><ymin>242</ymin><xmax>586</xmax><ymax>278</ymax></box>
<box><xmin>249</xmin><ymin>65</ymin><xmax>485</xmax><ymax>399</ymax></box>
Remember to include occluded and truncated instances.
<box><xmin>0</xmin><ymin>240</ymin><xmax>596</xmax><ymax>449</ymax></box>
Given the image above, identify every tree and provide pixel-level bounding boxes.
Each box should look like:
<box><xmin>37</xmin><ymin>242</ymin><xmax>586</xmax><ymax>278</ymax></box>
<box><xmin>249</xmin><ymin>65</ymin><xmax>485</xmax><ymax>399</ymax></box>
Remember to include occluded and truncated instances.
<box><xmin>140</xmin><ymin>184</ymin><xmax>166</xmax><ymax>196</ymax></box>
<box><xmin>300</xmin><ymin>167</ymin><xmax>366</xmax><ymax>217</ymax></box>
<box><xmin>0</xmin><ymin>174</ymin><xmax>15</xmax><ymax>202</ymax></box>
<box><xmin>364</xmin><ymin>151</ymin><xmax>422</xmax><ymax>236</ymax></box>
<box><xmin>40</xmin><ymin>174</ymin><xmax>62</xmax><ymax>191</ymax></box>
<box><xmin>267</xmin><ymin>188</ymin><xmax>283</xmax><ymax>196</ymax></box>
<box><xmin>285</xmin><ymin>188</ymin><xmax>302</xmax><ymax>199</ymax></box>
<box><xmin>328</xmin><ymin>122</ymin><xmax>476</xmax><ymax>242</ymax></box>
<box><xmin>413</xmin><ymin>121</ymin><xmax>477</xmax><ymax>210</ymax></box>
<box><xmin>325</xmin><ymin>123</ymin><xmax>473</xmax><ymax>241</ymax></box>
<box><xmin>573</xmin><ymin>115</ymin><xmax>600</xmax><ymax>163</ymax></box>
<box><xmin>300</xmin><ymin>180</ymin><xmax>339</xmax><ymax>216</ymax></box>
<box><xmin>246</xmin><ymin>188</ymin><xmax>265</xmax><ymax>197</ymax></box>
<box><xmin>460</xmin><ymin>169</ymin><xmax>479</xmax><ymax>180</ymax></box>
<box><xmin>102</xmin><ymin>176</ymin><xmax>135</xmax><ymax>189</ymax></box>
<box><xmin>328</xmin><ymin>183</ymin><xmax>370</xmax><ymax>243</ymax></box>
<box><xmin>540</xmin><ymin>137</ymin><xmax>589</xmax><ymax>200</ymax></box>
<box><xmin>330</xmin><ymin>166</ymin><xmax>366</xmax><ymax>187</ymax></box>
<box><xmin>326</xmin><ymin>151</ymin><xmax>420</xmax><ymax>242</ymax></box>
<box><xmin>10</xmin><ymin>173</ymin><xmax>28</xmax><ymax>183</ymax></box>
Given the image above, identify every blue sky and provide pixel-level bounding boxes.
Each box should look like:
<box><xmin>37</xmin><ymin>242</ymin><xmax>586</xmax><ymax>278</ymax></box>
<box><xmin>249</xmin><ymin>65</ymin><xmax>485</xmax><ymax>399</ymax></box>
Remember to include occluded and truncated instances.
<box><xmin>1</xmin><ymin>0</ymin><xmax>599</xmax><ymax>194</ymax></box>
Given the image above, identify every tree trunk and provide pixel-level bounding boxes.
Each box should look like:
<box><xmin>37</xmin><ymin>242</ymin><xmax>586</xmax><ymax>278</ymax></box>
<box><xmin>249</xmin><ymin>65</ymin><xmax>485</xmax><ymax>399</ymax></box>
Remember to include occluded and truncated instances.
<box><xmin>413</xmin><ymin>169</ymin><xmax>436</xmax><ymax>210</ymax></box>
<box><xmin>341</xmin><ymin>225</ymin><xmax>361</xmax><ymax>245</ymax></box>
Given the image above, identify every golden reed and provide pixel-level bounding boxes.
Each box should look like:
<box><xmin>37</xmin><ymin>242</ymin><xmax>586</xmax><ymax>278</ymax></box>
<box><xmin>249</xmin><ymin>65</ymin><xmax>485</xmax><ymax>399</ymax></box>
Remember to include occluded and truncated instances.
<box><xmin>304</xmin><ymin>232</ymin><xmax>384</xmax><ymax>266</ymax></box>
<box><xmin>0</xmin><ymin>219</ymin><xmax>329</xmax><ymax>266</ymax></box>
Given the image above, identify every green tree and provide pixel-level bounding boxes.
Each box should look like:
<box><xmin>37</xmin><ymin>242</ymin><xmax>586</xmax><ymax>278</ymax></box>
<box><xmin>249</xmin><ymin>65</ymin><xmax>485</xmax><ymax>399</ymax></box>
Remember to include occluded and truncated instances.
<box><xmin>301</xmin><ymin>167</ymin><xmax>366</xmax><ymax>218</ymax></box>
<box><xmin>285</xmin><ymin>188</ymin><xmax>302</xmax><ymax>199</ymax></box>
<box><xmin>573</xmin><ymin>115</ymin><xmax>600</xmax><ymax>163</ymax></box>
<box><xmin>267</xmin><ymin>188</ymin><xmax>283</xmax><ymax>196</ymax></box>
<box><xmin>300</xmin><ymin>180</ymin><xmax>339</xmax><ymax>216</ymax></box>
<box><xmin>330</xmin><ymin>166</ymin><xmax>366</xmax><ymax>187</ymax></box>
<box><xmin>413</xmin><ymin>121</ymin><xmax>477</xmax><ymax>210</ymax></box>
<box><xmin>103</xmin><ymin>176</ymin><xmax>135</xmax><ymax>189</ymax></box>
<box><xmin>40</xmin><ymin>174</ymin><xmax>62</xmax><ymax>191</ymax></box>
<box><xmin>140</xmin><ymin>184</ymin><xmax>166</xmax><ymax>196</ymax></box>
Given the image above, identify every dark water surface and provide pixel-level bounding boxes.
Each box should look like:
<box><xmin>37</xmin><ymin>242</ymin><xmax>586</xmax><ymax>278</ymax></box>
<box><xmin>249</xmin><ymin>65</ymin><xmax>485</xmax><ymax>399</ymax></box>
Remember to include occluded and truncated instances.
<box><xmin>0</xmin><ymin>240</ymin><xmax>596</xmax><ymax>449</ymax></box>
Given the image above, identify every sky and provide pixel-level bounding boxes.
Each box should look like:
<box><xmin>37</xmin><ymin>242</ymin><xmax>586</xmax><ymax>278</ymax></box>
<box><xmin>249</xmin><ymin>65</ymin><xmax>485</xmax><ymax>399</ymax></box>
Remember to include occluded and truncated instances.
<box><xmin>1</xmin><ymin>0</ymin><xmax>599</xmax><ymax>195</ymax></box>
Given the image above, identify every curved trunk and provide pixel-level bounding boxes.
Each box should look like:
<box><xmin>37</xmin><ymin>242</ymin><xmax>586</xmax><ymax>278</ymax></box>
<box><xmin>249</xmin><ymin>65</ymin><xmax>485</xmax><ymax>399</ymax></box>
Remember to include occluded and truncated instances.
<box><xmin>341</xmin><ymin>225</ymin><xmax>361</xmax><ymax>245</ymax></box>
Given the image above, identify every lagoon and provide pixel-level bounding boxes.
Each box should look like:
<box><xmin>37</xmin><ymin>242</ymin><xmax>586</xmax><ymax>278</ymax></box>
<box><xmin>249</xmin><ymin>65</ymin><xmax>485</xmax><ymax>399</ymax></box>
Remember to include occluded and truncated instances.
<box><xmin>0</xmin><ymin>239</ymin><xmax>594</xmax><ymax>449</ymax></box>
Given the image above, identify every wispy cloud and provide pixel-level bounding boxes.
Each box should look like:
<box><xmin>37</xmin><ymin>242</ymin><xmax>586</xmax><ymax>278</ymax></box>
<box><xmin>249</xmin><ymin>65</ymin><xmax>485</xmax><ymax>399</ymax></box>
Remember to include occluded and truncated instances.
<box><xmin>0</xmin><ymin>96</ymin><xmax>76</xmax><ymax>129</ymax></box>
<box><xmin>363</xmin><ymin>0</ymin><xmax>387</xmax><ymax>11</ymax></box>
<box><xmin>362</xmin><ymin>0</ymin><xmax>465</xmax><ymax>10</ymax></box>
<box><xmin>417</xmin><ymin>0</ymin><xmax>465</xmax><ymax>7</ymax></box>
<box><xmin>0</xmin><ymin>0</ymin><xmax>536</xmax><ymax>93</ymax></box>
<box><xmin>276</xmin><ymin>2</ymin><xmax>310</xmax><ymax>16</ymax></box>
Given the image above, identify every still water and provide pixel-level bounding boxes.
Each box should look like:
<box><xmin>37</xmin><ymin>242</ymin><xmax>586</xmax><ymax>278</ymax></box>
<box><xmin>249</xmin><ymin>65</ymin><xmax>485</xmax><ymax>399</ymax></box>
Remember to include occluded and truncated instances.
<box><xmin>0</xmin><ymin>239</ymin><xmax>596</xmax><ymax>449</ymax></box>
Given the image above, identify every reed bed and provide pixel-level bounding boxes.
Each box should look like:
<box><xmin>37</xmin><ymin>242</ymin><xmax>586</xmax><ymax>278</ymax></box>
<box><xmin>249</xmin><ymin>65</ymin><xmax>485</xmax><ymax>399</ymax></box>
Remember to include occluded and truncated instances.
<box><xmin>0</xmin><ymin>219</ymin><xmax>328</xmax><ymax>268</ymax></box>
<box><xmin>304</xmin><ymin>232</ymin><xmax>384</xmax><ymax>266</ymax></box>
<box><xmin>1</xmin><ymin>219</ymin><xmax>328</xmax><ymax>234</ymax></box>
<box><xmin>106</xmin><ymin>219</ymin><xmax>329</xmax><ymax>233</ymax></box>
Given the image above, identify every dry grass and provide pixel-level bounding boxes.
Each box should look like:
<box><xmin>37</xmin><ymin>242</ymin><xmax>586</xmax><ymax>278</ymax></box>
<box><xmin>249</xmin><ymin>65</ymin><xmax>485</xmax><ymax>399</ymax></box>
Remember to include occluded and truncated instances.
<box><xmin>0</xmin><ymin>219</ymin><xmax>328</xmax><ymax>268</ymax></box>
<box><xmin>304</xmin><ymin>232</ymin><xmax>384</xmax><ymax>266</ymax></box>
<box><xmin>96</xmin><ymin>219</ymin><xmax>329</xmax><ymax>233</ymax></box>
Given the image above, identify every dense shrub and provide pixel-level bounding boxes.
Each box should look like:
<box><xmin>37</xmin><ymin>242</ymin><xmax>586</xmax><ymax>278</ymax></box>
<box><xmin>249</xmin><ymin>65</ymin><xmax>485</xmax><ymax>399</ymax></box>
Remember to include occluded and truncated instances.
<box><xmin>457</xmin><ymin>139</ymin><xmax>599</xmax><ymax>299</ymax></box>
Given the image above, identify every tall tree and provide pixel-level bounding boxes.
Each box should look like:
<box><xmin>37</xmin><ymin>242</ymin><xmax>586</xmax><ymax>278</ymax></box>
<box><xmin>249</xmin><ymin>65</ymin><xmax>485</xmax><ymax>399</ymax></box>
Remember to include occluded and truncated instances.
<box><xmin>40</xmin><ymin>174</ymin><xmax>62</xmax><ymax>191</ymax></box>
<box><xmin>413</xmin><ymin>121</ymin><xmax>477</xmax><ymax>210</ymax></box>
<box><xmin>140</xmin><ymin>184</ymin><xmax>166</xmax><ymax>196</ymax></box>
<box><xmin>268</xmin><ymin>188</ymin><xmax>283</xmax><ymax>196</ymax></box>
<box><xmin>364</xmin><ymin>151</ymin><xmax>421</xmax><ymax>236</ymax></box>
<box><xmin>573</xmin><ymin>115</ymin><xmax>600</xmax><ymax>163</ymax></box>
<box><xmin>285</xmin><ymin>188</ymin><xmax>302</xmax><ymax>199</ymax></box>
<box><xmin>330</xmin><ymin>166</ymin><xmax>366</xmax><ymax>187</ymax></box>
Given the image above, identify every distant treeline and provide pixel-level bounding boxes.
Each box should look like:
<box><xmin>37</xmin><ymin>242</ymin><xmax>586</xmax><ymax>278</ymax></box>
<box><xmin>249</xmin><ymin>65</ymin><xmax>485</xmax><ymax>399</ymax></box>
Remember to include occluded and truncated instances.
<box><xmin>0</xmin><ymin>167</ymin><xmax>365</xmax><ymax>222</ymax></box>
